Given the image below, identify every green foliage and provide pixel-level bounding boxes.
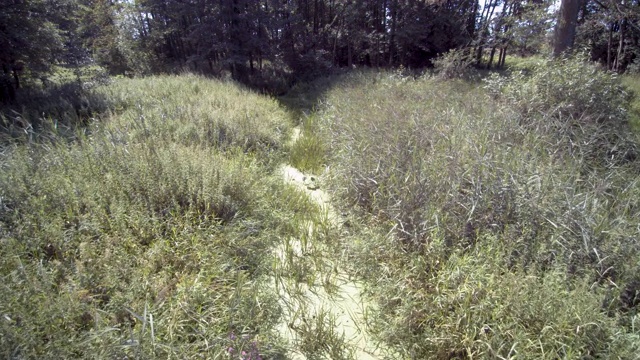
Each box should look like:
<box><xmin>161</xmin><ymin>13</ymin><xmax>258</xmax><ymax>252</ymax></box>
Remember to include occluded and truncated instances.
<box><xmin>312</xmin><ymin>68</ymin><xmax>640</xmax><ymax>358</ymax></box>
<box><xmin>287</xmin><ymin>115</ymin><xmax>328</xmax><ymax>174</ymax></box>
<box><xmin>0</xmin><ymin>75</ymin><xmax>306</xmax><ymax>358</ymax></box>
<box><xmin>0</xmin><ymin>0</ymin><xmax>96</xmax><ymax>103</ymax></box>
<box><xmin>112</xmin><ymin>2</ymin><xmax>157</xmax><ymax>76</ymax></box>
<box><xmin>433</xmin><ymin>49</ymin><xmax>475</xmax><ymax>80</ymax></box>
<box><xmin>0</xmin><ymin>0</ymin><xmax>66</xmax><ymax>73</ymax></box>
<box><xmin>573</xmin><ymin>1</ymin><xmax>640</xmax><ymax>72</ymax></box>
<box><xmin>485</xmin><ymin>57</ymin><xmax>631</xmax><ymax>124</ymax></box>
<box><xmin>503</xmin><ymin>55</ymin><xmax>547</xmax><ymax>72</ymax></box>
<box><xmin>77</xmin><ymin>0</ymin><xmax>129</xmax><ymax>75</ymax></box>
<box><xmin>4</xmin><ymin>61</ymin><xmax>640</xmax><ymax>359</ymax></box>
<box><xmin>95</xmin><ymin>74</ymin><xmax>290</xmax><ymax>156</ymax></box>
<box><xmin>362</xmin><ymin>235</ymin><xmax>639</xmax><ymax>359</ymax></box>
<box><xmin>484</xmin><ymin>57</ymin><xmax>637</xmax><ymax>168</ymax></box>
<box><xmin>0</xmin><ymin>82</ymin><xmax>109</xmax><ymax>144</ymax></box>
<box><xmin>0</xmin><ymin>145</ymin><xmax>278</xmax><ymax>358</ymax></box>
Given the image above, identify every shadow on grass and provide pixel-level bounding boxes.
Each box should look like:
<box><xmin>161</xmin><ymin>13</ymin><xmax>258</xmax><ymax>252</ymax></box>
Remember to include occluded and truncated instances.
<box><xmin>275</xmin><ymin>68</ymin><xmax>391</xmax><ymax>123</ymax></box>
<box><xmin>0</xmin><ymin>81</ymin><xmax>110</xmax><ymax>144</ymax></box>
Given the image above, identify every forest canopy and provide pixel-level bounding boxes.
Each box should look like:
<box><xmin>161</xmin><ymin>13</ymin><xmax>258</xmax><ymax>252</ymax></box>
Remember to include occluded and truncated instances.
<box><xmin>1</xmin><ymin>0</ymin><xmax>639</xmax><ymax>98</ymax></box>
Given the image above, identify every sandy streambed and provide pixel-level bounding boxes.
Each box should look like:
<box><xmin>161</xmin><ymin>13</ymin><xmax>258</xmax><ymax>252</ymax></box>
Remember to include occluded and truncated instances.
<box><xmin>271</xmin><ymin>127</ymin><xmax>386</xmax><ymax>359</ymax></box>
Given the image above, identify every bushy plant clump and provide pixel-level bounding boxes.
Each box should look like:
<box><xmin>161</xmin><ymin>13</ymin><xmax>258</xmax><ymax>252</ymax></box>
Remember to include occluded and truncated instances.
<box><xmin>433</xmin><ymin>49</ymin><xmax>475</xmax><ymax>80</ymax></box>
<box><xmin>485</xmin><ymin>58</ymin><xmax>637</xmax><ymax>168</ymax></box>
<box><xmin>0</xmin><ymin>75</ymin><xmax>310</xmax><ymax>358</ymax></box>
<box><xmin>486</xmin><ymin>57</ymin><xmax>630</xmax><ymax>124</ymax></box>
<box><xmin>316</xmin><ymin>62</ymin><xmax>640</xmax><ymax>358</ymax></box>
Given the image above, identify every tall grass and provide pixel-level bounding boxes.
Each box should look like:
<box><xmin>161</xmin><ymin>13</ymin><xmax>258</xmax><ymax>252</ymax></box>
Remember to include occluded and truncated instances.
<box><xmin>0</xmin><ymin>65</ymin><xmax>114</xmax><ymax>144</ymax></box>
<box><xmin>622</xmin><ymin>73</ymin><xmax>640</xmax><ymax>131</ymax></box>
<box><xmin>287</xmin><ymin>114</ymin><xmax>328</xmax><ymax>175</ymax></box>
<box><xmin>0</xmin><ymin>75</ymin><xmax>314</xmax><ymax>358</ymax></box>
<box><xmin>314</xmin><ymin>62</ymin><xmax>640</xmax><ymax>358</ymax></box>
<box><xmin>95</xmin><ymin>75</ymin><xmax>291</xmax><ymax>155</ymax></box>
<box><xmin>4</xmin><ymin>64</ymin><xmax>640</xmax><ymax>359</ymax></box>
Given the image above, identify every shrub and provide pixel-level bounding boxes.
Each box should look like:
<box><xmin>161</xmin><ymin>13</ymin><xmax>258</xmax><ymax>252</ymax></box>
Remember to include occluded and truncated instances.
<box><xmin>484</xmin><ymin>57</ymin><xmax>631</xmax><ymax>125</ymax></box>
<box><xmin>364</xmin><ymin>235</ymin><xmax>639</xmax><ymax>358</ymax></box>
<box><xmin>484</xmin><ymin>58</ymin><xmax>638</xmax><ymax>169</ymax></box>
<box><xmin>96</xmin><ymin>75</ymin><xmax>291</xmax><ymax>155</ymax></box>
<box><xmin>433</xmin><ymin>49</ymin><xmax>475</xmax><ymax>80</ymax></box>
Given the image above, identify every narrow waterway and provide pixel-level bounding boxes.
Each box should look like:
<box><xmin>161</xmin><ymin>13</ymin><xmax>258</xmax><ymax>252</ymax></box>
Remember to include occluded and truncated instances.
<box><xmin>271</xmin><ymin>126</ymin><xmax>387</xmax><ymax>359</ymax></box>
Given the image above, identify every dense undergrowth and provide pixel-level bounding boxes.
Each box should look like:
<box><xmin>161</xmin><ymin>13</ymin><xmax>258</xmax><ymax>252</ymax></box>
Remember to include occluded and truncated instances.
<box><xmin>310</xmin><ymin>60</ymin><xmax>640</xmax><ymax>358</ymax></box>
<box><xmin>2</xmin><ymin>60</ymin><xmax>640</xmax><ymax>359</ymax></box>
<box><xmin>0</xmin><ymin>75</ymin><xmax>321</xmax><ymax>358</ymax></box>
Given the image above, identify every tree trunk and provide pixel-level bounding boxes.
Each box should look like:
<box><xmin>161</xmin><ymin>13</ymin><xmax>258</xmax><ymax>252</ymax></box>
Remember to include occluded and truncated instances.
<box><xmin>475</xmin><ymin>0</ymin><xmax>498</xmax><ymax>65</ymax></box>
<box><xmin>389</xmin><ymin>0</ymin><xmax>397</xmax><ymax>66</ymax></box>
<box><xmin>615</xmin><ymin>19</ymin><xmax>625</xmax><ymax>72</ymax></box>
<box><xmin>607</xmin><ymin>22</ymin><xmax>613</xmax><ymax>70</ymax></box>
<box><xmin>499</xmin><ymin>46</ymin><xmax>507</xmax><ymax>68</ymax></box>
<box><xmin>553</xmin><ymin>0</ymin><xmax>582</xmax><ymax>57</ymax></box>
<box><xmin>333</xmin><ymin>31</ymin><xmax>338</xmax><ymax>66</ymax></box>
<box><xmin>487</xmin><ymin>46</ymin><xmax>497</xmax><ymax>69</ymax></box>
<box><xmin>468</xmin><ymin>0</ymin><xmax>478</xmax><ymax>39</ymax></box>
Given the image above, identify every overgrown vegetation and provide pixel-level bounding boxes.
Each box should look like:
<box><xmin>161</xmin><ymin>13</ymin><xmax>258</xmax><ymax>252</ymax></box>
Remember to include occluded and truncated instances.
<box><xmin>0</xmin><ymin>75</ymin><xmax>322</xmax><ymax>358</ymax></box>
<box><xmin>287</xmin><ymin>115</ymin><xmax>327</xmax><ymax>175</ymax></box>
<box><xmin>313</xmin><ymin>59</ymin><xmax>640</xmax><ymax>358</ymax></box>
<box><xmin>3</xmin><ymin>57</ymin><xmax>640</xmax><ymax>359</ymax></box>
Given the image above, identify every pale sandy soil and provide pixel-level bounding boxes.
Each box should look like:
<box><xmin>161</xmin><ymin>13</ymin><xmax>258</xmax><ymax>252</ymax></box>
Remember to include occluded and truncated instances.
<box><xmin>272</xmin><ymin>127</ymin><xmax>389</xmax><ymax>359</ymax></box>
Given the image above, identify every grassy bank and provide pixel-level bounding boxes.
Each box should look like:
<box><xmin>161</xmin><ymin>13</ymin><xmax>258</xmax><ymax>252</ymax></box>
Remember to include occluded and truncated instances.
<box><xmin>312</xmin><ymin>61</ymin><xmax>640</xmax><ymax>358</ymax></box>
<box><xmin>0</xmin><ymin>75</ymin><xmax>319</xmax><ymax>358</ymax></box>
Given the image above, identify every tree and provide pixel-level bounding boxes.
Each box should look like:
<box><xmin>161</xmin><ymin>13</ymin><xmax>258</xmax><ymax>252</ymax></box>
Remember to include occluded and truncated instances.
<box><xmin>575</xmin><ymin>0</ymin><xmax>640</xmax><ymax>72</ymax></box>
<box><xmin>0</xmin><ymin>0</ymin><xmax>67</xmax><ymax>101</ymax></box>
<box><xmin>77</xmin><ymin>0</ymin><xmax>129</xmax><ymax>75</ymax></box>
<box><xmin>554</xmin><ymin>0</ymin><xmax>582</xmax><ymax>56</ymax></box>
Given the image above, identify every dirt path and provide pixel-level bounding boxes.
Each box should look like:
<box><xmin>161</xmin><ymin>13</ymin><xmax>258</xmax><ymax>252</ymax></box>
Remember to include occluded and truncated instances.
<box><xmin>272</xmin><ymin>126</ymin><xmax>388</xmax><ymax>359</ymax></box>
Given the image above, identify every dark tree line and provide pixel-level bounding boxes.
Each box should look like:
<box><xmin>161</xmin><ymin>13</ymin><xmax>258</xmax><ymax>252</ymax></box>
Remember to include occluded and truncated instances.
<box><xmin>575</xmin><ymin>0</ymin><xmax>640</xmax><ymax>71</ymax></box>
<box><xmin>125</xmin><ymin>0</ymin><xmax>483</xmax><ymax>80</ymax></box>
<box><xmin>1</xmin><ymin>0</ymin><xmax>639</xmax><ymax>99</ymax></box>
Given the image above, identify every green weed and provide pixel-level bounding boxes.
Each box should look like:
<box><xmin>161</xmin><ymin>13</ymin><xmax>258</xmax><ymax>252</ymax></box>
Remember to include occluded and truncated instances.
<box><xmin>4</xmin><ymin>62</ymin><xmax>640</xmax><ymax>359</ymax></box>
<box><xmin>287</xmin><ymin>115</ymin><xmax>327</xmax><ymax>174</ymax></box>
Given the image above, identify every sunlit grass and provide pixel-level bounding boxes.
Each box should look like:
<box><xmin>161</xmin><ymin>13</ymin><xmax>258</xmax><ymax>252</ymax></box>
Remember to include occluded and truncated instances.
<box><xmin>287</xmin><ymin>114</ymin><xmax>327</xmax><ymax>175</ymax></box>
<box><xmin>3</xmin><ymin>63</ymin><xmax>640</xmax><ymax>359</ymax></box>
<box><xmin>0</xmin><ymin>75</ymin><xmax>311</xmax><ymax>358</ymax></box>
<box><xmin>310</xmin><ymin>65</ymin><xmax>640</xmax><ymax>358</ymax></box>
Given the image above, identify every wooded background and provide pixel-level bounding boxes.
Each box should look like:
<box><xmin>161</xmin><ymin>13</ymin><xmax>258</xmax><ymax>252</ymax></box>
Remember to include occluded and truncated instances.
<box><xmin>1</xmin><ymin>0</ymin><xmax>639</xmax><ymax>97</ymax></box>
